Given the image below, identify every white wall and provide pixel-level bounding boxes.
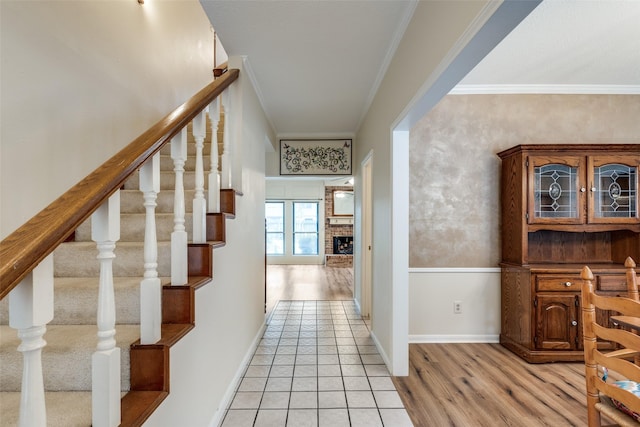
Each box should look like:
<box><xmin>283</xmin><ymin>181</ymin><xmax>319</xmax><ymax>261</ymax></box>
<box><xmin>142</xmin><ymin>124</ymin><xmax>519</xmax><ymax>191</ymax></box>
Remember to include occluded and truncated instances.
<box><xmin>0</xmin><ymin>0</ymin><xmax>214</xmax><ymax>238</ymax></box>
<box><xmin>353</xmin><ymin>0</ymin><xmax>494</xmax><ymax>375</ymax></box>
<box><xmin>409</xmin><ymin>269</ymin><xmax>501</xmax><ymax>343</ymax></box>
<box><xmin>354</xmin><ymin>0</ymin><xmax>539</xmax><ymax>375</ymax></box>
<box><xmin>144</xmin><ymin>56</ymin><xmax>274</xmax><ymax>427</ymax></box>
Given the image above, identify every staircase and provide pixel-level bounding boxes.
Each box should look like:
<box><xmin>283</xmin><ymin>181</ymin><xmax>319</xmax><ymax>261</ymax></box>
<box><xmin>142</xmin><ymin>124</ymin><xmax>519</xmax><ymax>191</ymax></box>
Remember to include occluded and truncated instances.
<box><xmin>0</xmin><ymin>117</ymin><xmax>235</xmax><ymax>426</ymax></box>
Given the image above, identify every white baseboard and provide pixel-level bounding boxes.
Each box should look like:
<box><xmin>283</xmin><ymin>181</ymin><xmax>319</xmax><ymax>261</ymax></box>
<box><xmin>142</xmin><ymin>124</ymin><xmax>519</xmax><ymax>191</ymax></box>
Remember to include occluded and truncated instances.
<box><xmin>208</xmin><ymin>321</ymin><xmax>267</xmax><ymax>427</ymax></box>
<box><xmin>369</xmin><ymin>330</ymin><xmax>392</xmax><ymax>371</ymax></box>
<box><xmin>409</xmin><ymin>334</ymin><xmax>499</xmax><ymax>344</ymax></box>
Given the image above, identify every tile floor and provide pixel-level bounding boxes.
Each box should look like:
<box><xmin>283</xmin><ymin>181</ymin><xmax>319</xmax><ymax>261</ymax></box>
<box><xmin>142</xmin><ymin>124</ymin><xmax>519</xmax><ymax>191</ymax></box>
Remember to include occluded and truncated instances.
<box><xmin>221</xmin><ymin>300</ymin><xmax>413</xmax><ymax>427</ymax></box>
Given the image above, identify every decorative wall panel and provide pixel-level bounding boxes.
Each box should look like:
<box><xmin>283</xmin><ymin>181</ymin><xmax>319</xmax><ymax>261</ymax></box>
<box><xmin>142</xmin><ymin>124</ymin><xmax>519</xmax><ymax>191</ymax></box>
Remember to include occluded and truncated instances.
<box><xmin>280</xmin><ymin>139</ymin><xmax>352</xmax><ymax>175</ymax></box>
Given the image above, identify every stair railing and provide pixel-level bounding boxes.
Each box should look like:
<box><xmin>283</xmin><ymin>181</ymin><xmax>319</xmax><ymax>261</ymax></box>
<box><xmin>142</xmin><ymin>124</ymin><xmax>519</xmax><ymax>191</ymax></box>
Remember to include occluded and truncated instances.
<box><xmin>91</xmin><ymin>192</ymin><xmax>122</xmax><ymax>426</ymax></box>
<box><xmin>171</xmin><ymin>128</ymin><xmax>189</xmax><ymax>287</ymax></box>
<box><xmin>139</xmin><ymin>154</ymin><xmax>162</xmax><ymax>345</ymax></box>
<box><xmin>221</xmin><ymin>88</ymin><xmax>233</xmax><ymax>189</ymax></box>
<box><xmin>192</xmin><ymin>111</ymin><xmax>208</xmax><ymax>244</ymax></box>
<box><xmin>208</xmin><ymin>97</ymin><xmax>222</xmax><ymax>213</ymax></box>
<box><xmin>0</xmin><ymin>68</ymin><xmax>239</xmax><ymax>427</ymax></box>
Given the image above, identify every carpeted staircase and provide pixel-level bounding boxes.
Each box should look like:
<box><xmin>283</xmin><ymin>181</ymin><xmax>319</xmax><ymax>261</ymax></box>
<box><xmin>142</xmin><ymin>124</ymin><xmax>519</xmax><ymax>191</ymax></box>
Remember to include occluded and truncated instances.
<box><xmin>0</xmin><ymin>120</ymin><xmax>227</xmax><ymax>426</ymax></box>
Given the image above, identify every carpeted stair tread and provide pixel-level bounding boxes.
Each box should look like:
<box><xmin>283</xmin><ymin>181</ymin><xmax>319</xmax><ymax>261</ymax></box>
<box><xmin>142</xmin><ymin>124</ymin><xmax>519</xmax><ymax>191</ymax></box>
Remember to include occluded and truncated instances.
<box><xmin>54</xmin><ymin>242</ymin><xmax>172</xmax><ymax>278</ymax></box>
<box><xmin>0</xmin><ymin>391</ymin><xmax>93</xmax><ymax>427</ymax></box>
<box><xmin>0</xmin><ymin>121</ymin><xmax>227</xmax><ymax>423</ymax></box>
<box><xmin>120</xmin><ymin>189</ymin><xmax>197</xmax><ymax>214</ymax></box>
<box><xmin>124</xmin><ymin>171</ymin><xmax>209</xmax><ymax>191</ymax></box>
<box><xmin>0</xmin><ymin>324</ymin><xmax>138</xmax><ymax>392</ymax></box>
<box><xmin>159</xmin><ymin>153</ymin><xmax>216</xmax><ymax>171</ymax></box>
<box><xmin>0</xmin><ymin>277</ymin><xmax>166</xmax><ymax>326</ymax></box>
<box><xmin>159</xmin><ymin>138</ymin><xmax>214</xmax><ymax>156</ymax></box>
<box><xmin>74</xmin><ymin>213</ymin><xmax>194</xmax><ymax>242</ymax></box>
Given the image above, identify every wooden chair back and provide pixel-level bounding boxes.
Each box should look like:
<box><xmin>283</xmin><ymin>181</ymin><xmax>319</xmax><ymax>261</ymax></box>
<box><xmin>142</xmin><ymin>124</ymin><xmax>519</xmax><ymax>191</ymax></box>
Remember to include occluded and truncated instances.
<box><xmin>582</xmin><ymin>265</ymin><xmax>640</xmax><ymax>426</ymax></box>
<box><xmin>625</xmin><ymin>257</ymin><xmax>638</xmax><ymax>302</ymax></box>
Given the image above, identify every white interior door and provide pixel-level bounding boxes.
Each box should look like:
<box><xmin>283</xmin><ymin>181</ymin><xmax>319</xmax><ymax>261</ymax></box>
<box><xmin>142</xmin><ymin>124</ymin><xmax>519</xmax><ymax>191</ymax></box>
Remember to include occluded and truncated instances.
<box><xmin>361</xmin><ymin>153</ymin><xmax>373</xmax><ymax>320</ymax></box>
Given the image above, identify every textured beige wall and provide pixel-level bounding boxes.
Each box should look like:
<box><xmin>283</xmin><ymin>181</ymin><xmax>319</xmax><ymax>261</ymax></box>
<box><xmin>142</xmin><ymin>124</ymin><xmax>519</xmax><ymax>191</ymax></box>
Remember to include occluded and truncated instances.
<box><xmin>409</xmin><ymin>94</ymin><xmax>640</xmax><ymax>268</ymax></box>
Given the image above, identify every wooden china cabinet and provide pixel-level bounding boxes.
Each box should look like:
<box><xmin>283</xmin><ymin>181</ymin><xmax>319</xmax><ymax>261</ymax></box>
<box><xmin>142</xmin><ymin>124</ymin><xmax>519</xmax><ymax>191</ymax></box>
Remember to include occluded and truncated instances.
<box><xmin>498</xmin><ymin>144</ymin><xmax>640</xmax><ymax>363</ymax></box>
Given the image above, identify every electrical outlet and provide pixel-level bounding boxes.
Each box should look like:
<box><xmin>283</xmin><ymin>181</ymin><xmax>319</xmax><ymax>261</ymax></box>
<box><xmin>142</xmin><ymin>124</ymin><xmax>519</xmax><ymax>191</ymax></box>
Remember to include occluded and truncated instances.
<box><xmin>454</xmin><ymin>300</ymin><xmax>462</xmax><ymax>314</ymax></box>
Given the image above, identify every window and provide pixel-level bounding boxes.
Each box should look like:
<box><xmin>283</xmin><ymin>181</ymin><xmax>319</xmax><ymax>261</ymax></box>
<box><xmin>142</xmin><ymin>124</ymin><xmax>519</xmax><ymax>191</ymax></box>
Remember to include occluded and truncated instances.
<box><xmin>265</xmin><ymin>202</ymin><xmax>284</xmax><ymax>255</ymax></box>
<box><xmin>293</xmin><ymin>202</ymin><xmax>319</xmax><ymax>255</ymax></box>
<box><xmin>265</xmin><ymin>200</ymin><xmax>322</xmax><ymax>262</ymax></box>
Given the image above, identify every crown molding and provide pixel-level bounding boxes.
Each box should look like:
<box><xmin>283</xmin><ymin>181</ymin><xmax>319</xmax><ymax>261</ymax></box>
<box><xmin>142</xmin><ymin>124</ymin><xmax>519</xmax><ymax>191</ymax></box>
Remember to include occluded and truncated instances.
<box><xmin>450</xmin><ymin>84</ymin><xmax>640</xmax><ymax>95</ymax></box>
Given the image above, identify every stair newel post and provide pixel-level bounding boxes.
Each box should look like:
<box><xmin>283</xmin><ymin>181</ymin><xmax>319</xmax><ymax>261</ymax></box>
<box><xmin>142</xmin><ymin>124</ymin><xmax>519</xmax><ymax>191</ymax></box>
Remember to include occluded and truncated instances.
<box><xmin>192</xmin><ymin>110</ymin><xmax>207</xmax><ymax>243</ymax></box>
<box><xmin>8</xmin><ymin>254</ymin><xmax>54</xmax><ymax>427</ymax></box>
<box><xmin>91</xmin><ymin>191</ymin><xmax>121</xmax><ymax>427</ymax></box>
<box><xmin>208</xmin><ymin>97</ymin><xmax>221</xmax><ymax>213</ymax></box>
<box><xmin>221</xmin><ymin>89</ymin><xmax>232</xmax><ymax>189</ymax></box>
<box><xmin>139</xmin><ymin>153</ymin><xmax>161</xmax><ymax>344</ymax></box>
<box><xmin>171</xmin><ymin>128</ymin><xmax>188</xmax><ymax>286</ymax></box>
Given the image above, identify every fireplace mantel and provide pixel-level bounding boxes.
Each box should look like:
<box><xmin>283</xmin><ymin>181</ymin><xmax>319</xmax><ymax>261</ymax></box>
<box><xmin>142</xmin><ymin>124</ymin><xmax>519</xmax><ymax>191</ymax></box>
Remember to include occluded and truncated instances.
<box><xmin>328</xmin><ymin>216</ymin><xmax>353</xmax><ymax>225</ymax></box>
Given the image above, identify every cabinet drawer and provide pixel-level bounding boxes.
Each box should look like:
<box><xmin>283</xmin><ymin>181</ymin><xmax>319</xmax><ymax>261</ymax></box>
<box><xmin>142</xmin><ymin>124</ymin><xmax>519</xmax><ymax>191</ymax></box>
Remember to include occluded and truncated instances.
<box><xmin>536</xmin><ymin>276</ymin><xmax>580</xmax><ymax>291</ymax></box>
<box><xmin>597</xmin><ymin>275</ymin><xmax>628</xmax><ymax>292</ymax></box>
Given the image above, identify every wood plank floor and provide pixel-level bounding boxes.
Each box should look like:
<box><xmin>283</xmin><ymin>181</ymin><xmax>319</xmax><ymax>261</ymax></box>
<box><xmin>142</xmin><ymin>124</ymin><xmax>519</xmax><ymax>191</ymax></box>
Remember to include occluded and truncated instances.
<box><xmin>266</xmin><ymin>265</ymin><xmax>353</xmax><ymax>314</ymax></box>
<box><xmin>393</xmin><ymin>343</ymin><xmax>596</xmax><ymax>427</ymax></box>
<box><xmin>266</xmin><ymin>265</ymin><xmax>598</xmax><ymax>426</ymax></box>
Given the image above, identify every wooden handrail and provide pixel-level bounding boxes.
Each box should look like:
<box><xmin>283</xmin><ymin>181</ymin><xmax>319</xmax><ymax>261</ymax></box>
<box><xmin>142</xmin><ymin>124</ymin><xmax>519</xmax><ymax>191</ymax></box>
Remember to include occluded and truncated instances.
<box><xmin>0</xmin><ymin>69</ymin><xmax>239</xmax><ymax>300</ymax></box>
<box><xmin>213</xmin><ymin>61</ymin><xmax>228</xmax><ymax>78</ymax></box>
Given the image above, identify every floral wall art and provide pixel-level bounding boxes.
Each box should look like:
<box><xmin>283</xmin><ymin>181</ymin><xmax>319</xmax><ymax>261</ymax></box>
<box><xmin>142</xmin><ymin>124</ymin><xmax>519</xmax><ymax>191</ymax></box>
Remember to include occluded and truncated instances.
<box><xmin>280</xmin><ymin>139</ymin><xmax>352</xmax><ymax>175</ymax></box>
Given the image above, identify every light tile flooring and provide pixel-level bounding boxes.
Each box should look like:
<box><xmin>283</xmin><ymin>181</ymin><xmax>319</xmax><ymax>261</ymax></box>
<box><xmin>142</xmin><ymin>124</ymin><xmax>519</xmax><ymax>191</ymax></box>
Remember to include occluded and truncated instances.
<box><xmin>221</xmin><ymin>300</ymin><xmax>413</xmax><ymax>427</ymax></box>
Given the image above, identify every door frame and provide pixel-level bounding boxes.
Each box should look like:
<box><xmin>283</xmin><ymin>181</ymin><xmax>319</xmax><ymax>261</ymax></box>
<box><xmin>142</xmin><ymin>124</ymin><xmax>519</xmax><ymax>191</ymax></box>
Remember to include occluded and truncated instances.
<box><xmin>360</xmin><ymin>151</ymin><xmax>373</xmax><ymax>321</ymax></box>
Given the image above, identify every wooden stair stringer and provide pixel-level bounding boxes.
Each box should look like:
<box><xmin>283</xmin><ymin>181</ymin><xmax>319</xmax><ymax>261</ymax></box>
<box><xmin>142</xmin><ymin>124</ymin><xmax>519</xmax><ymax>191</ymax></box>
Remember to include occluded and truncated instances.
<box><xmin>220</xmin><ymin>189</ymin><xmax>237</xmax><ymax>218</ymax></box>
<box><xmin>120</xmin><ymin>262</ymin><xmax>209</xmax><ymax>425</ymax></box>
<box><xmin>119</xmin><ymin>196</ymin><xmax>235</xmax><ymax>426</ymax></box>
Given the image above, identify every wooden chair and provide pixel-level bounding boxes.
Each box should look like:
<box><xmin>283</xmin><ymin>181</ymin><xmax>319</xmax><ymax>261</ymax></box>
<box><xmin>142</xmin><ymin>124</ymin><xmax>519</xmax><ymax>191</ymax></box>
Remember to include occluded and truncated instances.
<box><xmin>582</xmin><ymin>265</ymin><xmax>640</xmax><ymax>426</ymax></box>
<box><xmin>610</xmin><ymin>258</ymin><xmax>640</xmax><ymax>364</ymax></box>
<box><xmin>625</xmin><ymin>257</ymin><xmax>639</xmax><ymax>302</ymax></box>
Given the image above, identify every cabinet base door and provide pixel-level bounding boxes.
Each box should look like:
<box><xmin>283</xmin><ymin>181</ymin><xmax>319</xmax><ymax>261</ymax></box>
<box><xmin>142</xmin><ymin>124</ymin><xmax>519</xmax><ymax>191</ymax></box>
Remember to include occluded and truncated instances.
<box><xmin>534</xmin><ymin>294</ymin><xmax>578</xmax><ymax>350</ymax></box>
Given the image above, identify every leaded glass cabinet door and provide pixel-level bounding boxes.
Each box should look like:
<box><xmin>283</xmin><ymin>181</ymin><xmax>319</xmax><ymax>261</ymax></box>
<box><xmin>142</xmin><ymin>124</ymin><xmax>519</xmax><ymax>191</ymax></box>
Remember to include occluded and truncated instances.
<box><xmin>527</xmin><ymin>156</ymin><xmax>585</xmax><ymax>224</ymax></box>
<box><xmin>588</xmin><ymin>156</ymin><xmax>640</xmax><ymax>224</ymax></box>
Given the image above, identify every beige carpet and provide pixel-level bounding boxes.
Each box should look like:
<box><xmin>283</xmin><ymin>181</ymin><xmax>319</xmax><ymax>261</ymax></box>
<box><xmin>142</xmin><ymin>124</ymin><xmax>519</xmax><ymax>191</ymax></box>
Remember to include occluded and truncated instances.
<box><xmin>0</xmin><ymin>147</ymin><xmax>202</xmax><ymax>424</ymax></box>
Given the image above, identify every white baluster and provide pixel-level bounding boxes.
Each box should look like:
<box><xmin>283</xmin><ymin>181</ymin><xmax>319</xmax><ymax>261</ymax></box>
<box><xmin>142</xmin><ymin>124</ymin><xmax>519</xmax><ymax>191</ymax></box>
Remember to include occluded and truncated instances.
<box><xmin>221</xmin><ymin>89</ymin><xmax>232</xmax><ymax>189</ymax></box>
<box><xmin>208</xmin><ymin>98</ymin><xmax>221</xmax><ymax>213</ymax></box>
<box><xmin>91</xmin><ymin>191</ymin><xmax>120</xmax><ymax>427</ymax></box>
<box><xmin>139</xmin><ymin>154</ymin><xmax>161</xmax><ymax>344</ymax></box>
<box><xmin>192</xmin><ymin>111</ymin><xmax>207</xmax><ymax>243</ymax></box>
<box><xmin>9</xmin><ymin>254</ymin><xmax>54</xmax><ymax>427</ymax></box>
<box><xmin>171</xmin><ymin>128</ymin><xmax>188</xmax><ymax>286</ymax></box>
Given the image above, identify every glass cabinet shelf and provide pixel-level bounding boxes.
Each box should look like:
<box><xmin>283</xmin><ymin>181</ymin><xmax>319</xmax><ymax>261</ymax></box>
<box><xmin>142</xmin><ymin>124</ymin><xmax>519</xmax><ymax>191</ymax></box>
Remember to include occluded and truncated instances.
<box><xmin>533</xmin><ymin>163</ymin><xmax>579</xmax><ymax>219</ymax></box>
<box><xmin>593</xmin><ymin>163</ymin><xmax>637</xmax><ymax>219</ymax></box>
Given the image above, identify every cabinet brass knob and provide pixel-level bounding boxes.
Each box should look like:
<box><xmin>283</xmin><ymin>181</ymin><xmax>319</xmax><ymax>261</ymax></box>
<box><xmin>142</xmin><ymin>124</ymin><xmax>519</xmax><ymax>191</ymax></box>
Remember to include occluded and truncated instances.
<box><xmin>571</xmin><ymin>320</ymin><xmax>578</xmax><ymax>326</ymax></box>
<box><xmin>563</xmin><ymin>281</ymin><xmax>572</xmax><ymax>287</ymax></box>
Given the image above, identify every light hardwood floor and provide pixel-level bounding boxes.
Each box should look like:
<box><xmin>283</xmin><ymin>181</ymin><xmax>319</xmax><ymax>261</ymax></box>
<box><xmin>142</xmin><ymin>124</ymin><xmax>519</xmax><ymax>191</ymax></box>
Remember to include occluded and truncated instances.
<box><xmin>393</xmin><ymin>343</ymin><xmax>595</xmax><ymax>427</ymax></box>
<box><xmin>266</xmin><ymin>264</ymin><xmax>353</xmax><ymax>314</ymax></box>
<box><xmin>266</xmin><ymin>265</ymin><xmax>596</xmax><ymax>426</ymax></box>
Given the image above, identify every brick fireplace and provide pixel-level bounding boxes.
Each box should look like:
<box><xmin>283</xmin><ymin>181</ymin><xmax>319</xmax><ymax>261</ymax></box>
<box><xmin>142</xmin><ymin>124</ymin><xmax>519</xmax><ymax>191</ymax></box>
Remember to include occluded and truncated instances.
<box><xmin>333</xmin><ymin>236</ymin><xmax>353</xmax><ymax>254</ymax></box>
<box><xmin>325</xmin><ymin>186</ymin><xmax>353</xmax><ymax>267</ymax></box>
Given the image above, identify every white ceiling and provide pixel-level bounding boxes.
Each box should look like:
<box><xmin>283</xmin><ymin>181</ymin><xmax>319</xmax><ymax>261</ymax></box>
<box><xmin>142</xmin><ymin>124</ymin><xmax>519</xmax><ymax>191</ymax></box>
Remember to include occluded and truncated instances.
<box><xmin>201</xmin><ymin>0</ymin><xmax>415</xmax><ymax>137</ymax></box>
<box><xmin>457</xmin><ymin>0</ymin><xmax>640</xmax><ymax>92</ymax></box>
<box><xmin>201</xmin><ymin>0</ymin><xmax>640</xmax><ymax>138</ymax></box>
